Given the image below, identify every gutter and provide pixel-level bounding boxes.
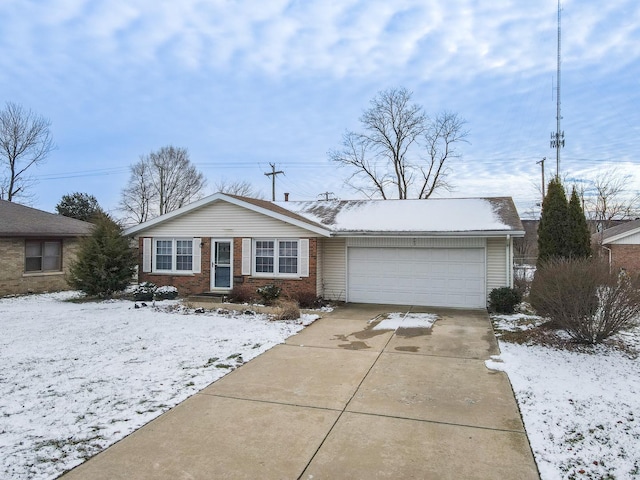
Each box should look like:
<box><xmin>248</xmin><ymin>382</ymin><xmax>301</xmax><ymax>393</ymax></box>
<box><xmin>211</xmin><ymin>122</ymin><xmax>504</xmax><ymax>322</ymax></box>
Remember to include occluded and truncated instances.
<box><xmin>331</xmin><ymin>230</ymin><xmax>526</xmax><ymax>238</ymax></box>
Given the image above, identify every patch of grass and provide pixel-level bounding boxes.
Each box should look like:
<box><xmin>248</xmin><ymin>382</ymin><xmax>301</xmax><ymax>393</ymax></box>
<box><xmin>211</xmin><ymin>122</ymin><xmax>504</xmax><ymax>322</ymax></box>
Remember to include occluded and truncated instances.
<box><xmin>204</xmin><ymin>357</ymin><xmax>219</xmax><ymax>367</ymax></box>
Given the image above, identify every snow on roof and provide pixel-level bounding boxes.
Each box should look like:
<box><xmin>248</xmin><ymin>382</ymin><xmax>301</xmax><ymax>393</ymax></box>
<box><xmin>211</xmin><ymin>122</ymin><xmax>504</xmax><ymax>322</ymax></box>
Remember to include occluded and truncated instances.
<box><xmin>274</xmin><ymin>197</ymin><xmax>523</xmax><ymax>234</ymax></box>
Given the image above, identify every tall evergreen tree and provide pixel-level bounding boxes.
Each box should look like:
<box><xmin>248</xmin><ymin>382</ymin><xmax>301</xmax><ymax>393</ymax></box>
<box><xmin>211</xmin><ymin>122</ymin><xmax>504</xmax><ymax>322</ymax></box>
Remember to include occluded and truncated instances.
<box><xmin>567</xmin><ymin>186</ymin><xmax>591</xmax><ymax>258</ymax></box>
<box><xmin>67</xmin><ymin>214</ymin><xmax>136</xmax><ymax>297</ymax></box>
<box><xmin>537</xmin><ymin>178</ymin><xmax>569</xmax><ymax>265</ymax></box>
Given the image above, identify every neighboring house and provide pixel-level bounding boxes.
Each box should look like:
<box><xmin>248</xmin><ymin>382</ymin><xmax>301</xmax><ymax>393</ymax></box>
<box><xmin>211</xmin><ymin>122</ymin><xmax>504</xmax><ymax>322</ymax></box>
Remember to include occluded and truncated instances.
<box><xmin>124</xmin><ymin>193</ymin><xmax>524</xmax><ymax>308</ymax></box>
<box><xmin>0</xmin><ymin>200</ymin><xmax>93</xmax><ymax>296</ymax></box>
<box><xmin>595</xmin><ymin>219</ymin><xmax>640</xmax><ymax>273</ymax></box>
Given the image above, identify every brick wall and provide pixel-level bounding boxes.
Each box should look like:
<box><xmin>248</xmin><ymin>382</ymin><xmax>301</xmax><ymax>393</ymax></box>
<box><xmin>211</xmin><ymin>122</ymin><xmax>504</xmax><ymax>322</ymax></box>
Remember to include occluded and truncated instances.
<box><xmin>0</xmin><ymin>237</ymin><xmax>81</xmax><ymax>296</ymax></box>
<box><xmin>138</xmin><ymin>237</ymin><xmax>212</xmax><ymax>295</ymax></box>
<box><xmin>137</xmin><ymin>237</ymin><xmax>318</xmax><ymax>297</ymax></box>
<box><xmin>610</xmin><ymin>244</ymin><xmax>640</xmax><ymax>272</ymax></box>
<box><xmin>233</xmin><ymin>237</ymin><xmax>318</xmax><ymax>298</ymax></box>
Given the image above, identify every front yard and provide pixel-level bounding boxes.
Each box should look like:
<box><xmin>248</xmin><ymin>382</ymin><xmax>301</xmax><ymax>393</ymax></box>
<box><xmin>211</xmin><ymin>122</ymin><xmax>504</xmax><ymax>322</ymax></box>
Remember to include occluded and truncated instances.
<box><xmin>2</xmin><ymin>293</ymin><xmax>639</xmax><ymax>479</ymax></box>
<box><xmin>0</xmin><ymin>292</ymin><xmax>316</xmax><ymax>479</ymax></box>
<box><xmin>489</xmin><ymin>314</ymin><xmax>640</xmax><ymax>479</ymax></box>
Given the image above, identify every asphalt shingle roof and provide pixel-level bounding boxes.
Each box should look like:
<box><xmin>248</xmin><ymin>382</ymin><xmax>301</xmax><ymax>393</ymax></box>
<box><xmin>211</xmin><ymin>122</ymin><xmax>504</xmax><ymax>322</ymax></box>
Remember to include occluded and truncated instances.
<box><xmin>599</xmin><ymin>218</ymin><xmax>640</xmax><ymax>243</ymax></box>
<box><xmin>0</xmin><ymin>200</ymin><xmax>93</xmax><ymax>237</ymax></box>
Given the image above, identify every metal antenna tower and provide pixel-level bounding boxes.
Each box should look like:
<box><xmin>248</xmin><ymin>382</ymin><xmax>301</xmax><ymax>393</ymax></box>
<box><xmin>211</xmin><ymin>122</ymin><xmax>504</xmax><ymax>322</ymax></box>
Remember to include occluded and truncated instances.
<box><xmin>550</xmin><ymin>0</ymin><xmax>564</xmax><ymax>178</ymax></box>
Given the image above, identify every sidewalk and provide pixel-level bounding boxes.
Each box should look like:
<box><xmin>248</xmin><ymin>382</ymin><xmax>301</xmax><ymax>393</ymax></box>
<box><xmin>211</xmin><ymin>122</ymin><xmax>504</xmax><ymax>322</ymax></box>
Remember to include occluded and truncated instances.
<box><xmin>61</xmin><ymin>304</ymin><xmax>539</xmax><ymax>479</ymax></box>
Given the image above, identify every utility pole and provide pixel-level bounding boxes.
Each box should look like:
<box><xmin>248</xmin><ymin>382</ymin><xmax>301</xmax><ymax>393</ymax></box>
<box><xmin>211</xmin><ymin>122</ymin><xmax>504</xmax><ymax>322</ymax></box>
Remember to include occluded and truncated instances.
<box><xmin>317</xmin><ymin>192</ymin><xmax>335</xmax><ymax>201</ymax></box>
<box><xmin>550</xmin><ymin>0</ymin><xmax>565</xmax><ymax>178</ymax></box>
<box><xmin>264</xmin><ymin>163</ymin><xmax>284</xmax><ymax>201</ymax></box>
<box><xmin>537</xmin><ymin>157</ymin><xmax>546</xmax><ymax>199</ymax></box>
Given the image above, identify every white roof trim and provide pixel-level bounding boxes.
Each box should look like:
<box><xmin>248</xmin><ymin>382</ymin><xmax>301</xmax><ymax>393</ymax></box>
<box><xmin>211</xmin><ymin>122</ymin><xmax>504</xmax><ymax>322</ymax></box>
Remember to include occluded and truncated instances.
<box><xmin>602</xmin><ymin>226</ymin><xmax>640</xmax><ymax>245</ymax></box>
<box><xmin>123</xmin><ymin>193</ymin><xmax>332</xmax><ymax>237</ymax></box>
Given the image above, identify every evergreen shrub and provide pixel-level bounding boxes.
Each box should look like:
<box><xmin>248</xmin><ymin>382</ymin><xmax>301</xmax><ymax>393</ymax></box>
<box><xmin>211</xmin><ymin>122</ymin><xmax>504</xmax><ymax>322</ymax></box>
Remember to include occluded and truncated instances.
<box><xmin>488</xmin><ymin>287</ymin><xmax>522</xmax><ymax>314</ymax></box>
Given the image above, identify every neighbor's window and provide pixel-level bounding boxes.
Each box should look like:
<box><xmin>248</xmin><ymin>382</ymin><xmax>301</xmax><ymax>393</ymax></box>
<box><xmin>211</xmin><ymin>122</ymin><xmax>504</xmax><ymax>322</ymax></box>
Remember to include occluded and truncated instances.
<box><xmin>254</xmin><ymin>239</ymin><xmax>298</xmax><ymax>276</ymax></box>
<box><xmin>25</xmin><ymin>240</ymin><xmax>62</xmax><ymax>273</ymax></box>
<box><xmin>154</xmin><ymin>239</ymin><xmax>193</xmax><ymax>272</ymax></box>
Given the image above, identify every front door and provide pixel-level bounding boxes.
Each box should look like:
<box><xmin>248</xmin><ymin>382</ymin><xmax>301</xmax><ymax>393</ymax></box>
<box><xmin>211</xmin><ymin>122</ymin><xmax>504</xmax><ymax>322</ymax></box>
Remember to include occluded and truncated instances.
<box><xmin>211</xmin><ymin>240</ymin><xmax>232</xmax><ymax>290</ymax></box>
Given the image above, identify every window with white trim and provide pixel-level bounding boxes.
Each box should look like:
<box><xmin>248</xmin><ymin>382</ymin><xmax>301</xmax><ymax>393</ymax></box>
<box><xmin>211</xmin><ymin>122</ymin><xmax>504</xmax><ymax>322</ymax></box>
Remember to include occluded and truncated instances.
<box><xmin>254</xmin><ymin>239</ymin><xmax>298</xmax><ymax>276</ymax></box>
<box><xmin>154</xmin><ymin>238</ymin><xmax>194</xmax><ymax>272</ymax></box>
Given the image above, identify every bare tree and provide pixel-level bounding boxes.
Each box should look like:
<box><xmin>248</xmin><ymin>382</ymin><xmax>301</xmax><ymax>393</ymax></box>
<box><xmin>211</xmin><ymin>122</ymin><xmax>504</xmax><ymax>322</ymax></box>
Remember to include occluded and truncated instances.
<box><xmin>119</xmin><ymin>160</ymin><xmax>155</xmax><ymax>224</ymax></box>
<box><xmin>419</xmin><ymin>111</ymin><xmax>468</xmax><ymax>198</ymax></box>
<box><xmin>582</xmin><ymin>168</ymin><xmax>639</xmax><ymax>232</ymax></box>
<box><xmin>119</xmin><ymin>146</ymin><xmax>206</xmax><ymax>224</ymax></box>
<box><xmin>329</xmin><ymin>87</ymin><xmax>468</xmax><ymax>199</ymax></box>
<box><xmin>215</xmin><ymin>179</ymin><xmax>263</xmax><ymax>198</ymax></box>
<box><xmin>329</xmin><ymin>131</ymin><xmax>391</xmax><ymax>199</ymax></box>
<box><xmin>0</xmin><ymin>102</ymin><xmax>54</xmax><ymax>201</ymax></box>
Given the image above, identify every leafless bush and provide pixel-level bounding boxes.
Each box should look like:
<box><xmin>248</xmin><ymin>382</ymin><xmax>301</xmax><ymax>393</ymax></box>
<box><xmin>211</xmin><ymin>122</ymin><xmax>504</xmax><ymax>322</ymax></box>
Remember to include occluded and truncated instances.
<box><xmin>513</xmin><ymin>265</ymin><xmax>534</xmax><ymax>297</ymax></box>
<box><xmin>288</xmin><ymin>290</ymin><xmax>325</xmax><ymax>309</ymax></box>
<box><xmin>272</xmin><ymin>300</ymin><xmax>300</xmax><ymax>321</ymax></box>
<box><xmin>530</xmin><ymin>257</ymin><xmax>640</xmax><ymax>343</ymax></box>
<box><xmin>228</xmin><ymin>284</ymin><xmax>258</xmax><ymax>304</ymax></box>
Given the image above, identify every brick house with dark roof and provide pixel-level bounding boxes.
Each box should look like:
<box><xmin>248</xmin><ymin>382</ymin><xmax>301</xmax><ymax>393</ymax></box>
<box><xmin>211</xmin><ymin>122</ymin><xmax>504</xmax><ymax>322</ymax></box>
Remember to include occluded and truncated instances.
<box><xmin>595</xmin><ymin>219</ymin><xmax>640</xmax><ymax>273</ymax></box>
<box><xmin>0</xmin><ymin>200</ymin><xmax>93</xmax><ymax>296</ymax></box>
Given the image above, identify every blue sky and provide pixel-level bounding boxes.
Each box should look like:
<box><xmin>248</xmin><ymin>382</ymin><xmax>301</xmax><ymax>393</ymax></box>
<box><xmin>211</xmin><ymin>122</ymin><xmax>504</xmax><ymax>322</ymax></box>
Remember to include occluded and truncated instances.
<box><xmin>1</xmin><ymin>0</ymin><xmax>639</xmax><ymax>218</ymax></box>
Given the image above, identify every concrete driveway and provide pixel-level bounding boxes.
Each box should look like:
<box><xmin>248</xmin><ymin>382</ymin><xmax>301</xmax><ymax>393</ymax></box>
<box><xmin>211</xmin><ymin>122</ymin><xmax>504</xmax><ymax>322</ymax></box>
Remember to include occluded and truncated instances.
<box><xmin>62</xmin><ymin>304</ymin><xmax>539</xmax><ymax>479</ymax></box>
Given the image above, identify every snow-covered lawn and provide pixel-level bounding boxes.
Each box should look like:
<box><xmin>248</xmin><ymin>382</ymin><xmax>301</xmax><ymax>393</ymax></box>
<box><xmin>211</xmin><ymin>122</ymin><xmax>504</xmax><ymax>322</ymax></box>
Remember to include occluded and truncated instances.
<box><xmin>488</xmin><ymin>314</ymin><xmax>640</xmax><ymax>480</ymax></box>
<box><xmin>0</xmin><ymin>292</ymin><xmax>317</xmax><ymax>480</ymax></box>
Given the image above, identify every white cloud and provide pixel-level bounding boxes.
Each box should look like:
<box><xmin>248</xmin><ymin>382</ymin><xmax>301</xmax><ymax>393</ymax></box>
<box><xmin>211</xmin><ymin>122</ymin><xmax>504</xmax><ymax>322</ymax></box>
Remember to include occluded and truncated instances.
<box><xmin>2</xmin><ymin>0</ymin><xmax>639</xmax><ymax>81</ymax></box>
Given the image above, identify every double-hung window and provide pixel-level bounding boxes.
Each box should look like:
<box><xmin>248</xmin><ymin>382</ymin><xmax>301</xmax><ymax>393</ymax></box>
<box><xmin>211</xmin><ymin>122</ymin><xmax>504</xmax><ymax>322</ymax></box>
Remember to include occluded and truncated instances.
<box><xmin>25</xmin><ymin>240</ymin><xmax>62</xmax><ymax>273</ymax></box>
<box><xmin>154</xmin><ymin>238</ymin><xmax>194</xmax><ymax>273</ymax></box>
<box><xmin>278</xmin><ymin>241</ymin><xmax>298</xmax><ymax>274</ymax></box>
<box><xmin>254</xmin><ymin>239</ymin><xmax>298</xmax><ymax>276</ymax></box>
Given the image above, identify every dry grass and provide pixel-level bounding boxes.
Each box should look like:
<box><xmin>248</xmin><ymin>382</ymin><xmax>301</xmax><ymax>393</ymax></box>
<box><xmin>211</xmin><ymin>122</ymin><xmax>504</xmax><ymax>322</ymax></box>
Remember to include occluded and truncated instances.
<box><xmin>272</xmin><ymin>300</ymin><xmax>300</xmax><ymax>321</ymax></box>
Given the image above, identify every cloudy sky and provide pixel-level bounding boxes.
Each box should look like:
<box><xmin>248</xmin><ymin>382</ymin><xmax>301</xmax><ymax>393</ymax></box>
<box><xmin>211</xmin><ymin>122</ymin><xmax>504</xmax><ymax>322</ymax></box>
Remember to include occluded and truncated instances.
<box><xmin>1</xmin><ymin>0</ymin><xmax>639</xmax><ymax>218</ymax></box>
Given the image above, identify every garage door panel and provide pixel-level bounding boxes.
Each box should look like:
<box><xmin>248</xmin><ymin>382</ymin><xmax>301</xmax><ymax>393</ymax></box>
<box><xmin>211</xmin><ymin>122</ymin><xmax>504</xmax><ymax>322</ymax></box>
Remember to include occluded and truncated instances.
<box><xmin>347</xmin><ymin>247</ymin><xmax>486</xmax><ymax>308</ymax></box>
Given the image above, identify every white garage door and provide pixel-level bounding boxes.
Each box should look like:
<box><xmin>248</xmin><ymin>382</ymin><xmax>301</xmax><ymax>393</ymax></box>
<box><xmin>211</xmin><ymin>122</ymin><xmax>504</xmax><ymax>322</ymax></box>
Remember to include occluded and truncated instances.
<box><xmin>347</xmin><ymin>247</ymin><xmax>486</xmax><ymax>308</ymax></box>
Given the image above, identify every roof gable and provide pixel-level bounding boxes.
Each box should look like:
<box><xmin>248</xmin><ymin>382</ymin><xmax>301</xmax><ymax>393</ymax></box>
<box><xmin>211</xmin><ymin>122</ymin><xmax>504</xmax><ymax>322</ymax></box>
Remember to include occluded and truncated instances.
<box><xmin>123</xmin><ymin>193</ymin><xmax>332</xmax><ymax>237</ymax></box>
<box><xmin>0</xmin><ymin>200</ymin><xmax>93</xmax><ymax>237</ymax></box>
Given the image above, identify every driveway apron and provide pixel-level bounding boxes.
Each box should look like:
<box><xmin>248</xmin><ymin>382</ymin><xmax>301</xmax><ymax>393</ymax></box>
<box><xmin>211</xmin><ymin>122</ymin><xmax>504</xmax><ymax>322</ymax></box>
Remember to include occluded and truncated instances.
<box><xmin>61</xmin><ymin>304</ymin><xmax>539</xmax><ymax>480</ymax></box>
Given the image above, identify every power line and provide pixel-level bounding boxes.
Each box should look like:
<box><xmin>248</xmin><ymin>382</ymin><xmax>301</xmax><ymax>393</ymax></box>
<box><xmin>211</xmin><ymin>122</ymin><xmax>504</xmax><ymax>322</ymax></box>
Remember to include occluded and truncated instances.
<box><xmin>317</xmin><ymin>191</ymin><xmax>336</xmax><ymax>201</ymax></box>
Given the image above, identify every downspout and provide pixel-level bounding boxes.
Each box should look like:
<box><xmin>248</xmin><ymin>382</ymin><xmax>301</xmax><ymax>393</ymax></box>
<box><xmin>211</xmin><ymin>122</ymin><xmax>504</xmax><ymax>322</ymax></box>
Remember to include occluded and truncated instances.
<box><xmin>506</xmin><ymin>234</ymin><xmax>512</xmax><ymax>288</ymax></box>
<box><xmin>601</xmin><ymin>244</ymin><xmax>612</xmax><ymax>272</ymax></box>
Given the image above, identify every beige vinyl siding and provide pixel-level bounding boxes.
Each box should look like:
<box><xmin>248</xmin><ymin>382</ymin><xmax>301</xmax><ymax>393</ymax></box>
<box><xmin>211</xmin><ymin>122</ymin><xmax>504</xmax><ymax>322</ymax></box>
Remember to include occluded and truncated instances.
<box><xmin>321</xmin><ymin>238</ymin><xmax>346</xmax><ymax>301</ymax></box>
<box><xmin>486</xmin><ymin>237</ymin><xmax>507</xmax><ymax>294</ymax></box>
<box><xmin>316</xmin><ymin>238</ymin><xmax>323</xmax><ymax>296</ymax></box>
<box><xmin>139</xmin><ymin>202</ymin><xmax>319</xmax><ymax>238</ymax></box>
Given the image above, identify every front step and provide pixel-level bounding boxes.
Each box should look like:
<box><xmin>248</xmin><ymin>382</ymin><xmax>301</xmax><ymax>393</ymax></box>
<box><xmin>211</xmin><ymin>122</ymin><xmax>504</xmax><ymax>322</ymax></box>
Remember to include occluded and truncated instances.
<box><xmin>187</xmin><ymin>293</ymin><xmax>228</xmax><ymax>303</ymax></box>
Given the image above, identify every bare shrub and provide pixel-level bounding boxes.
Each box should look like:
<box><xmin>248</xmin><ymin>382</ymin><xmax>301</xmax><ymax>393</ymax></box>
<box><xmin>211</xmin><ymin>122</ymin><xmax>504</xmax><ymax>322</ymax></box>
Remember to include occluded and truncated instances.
<box><xmin>228</xmin><ymin>284</ymin><xmax>257</xmax><ymax>304</ymax></box>
<box><xmin>530</xmin><ymin>257</ymin><xmax>640</xmax><ymax>343</ymax></box>
<box><xmin>513</xmin><ymin>264</ymin><xmax>534</xmax><ymax>297</ymax></box>
<box><xmin>272</xmin><ymin>300</ymin><xmax>300</xmax><ymax>321</ymax></box>
<box><xmin>288</xmin><ymin>290</ymin><xmax>325</xmax><ymax>309</ymax></box>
